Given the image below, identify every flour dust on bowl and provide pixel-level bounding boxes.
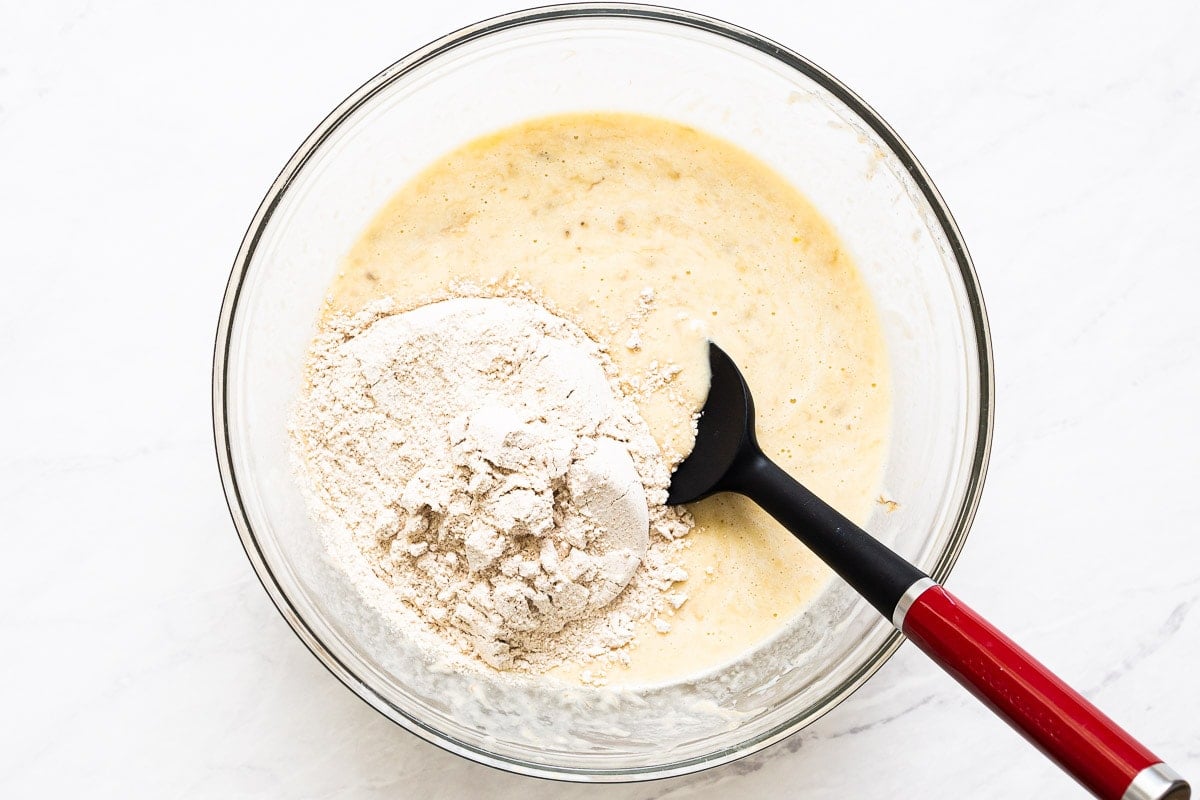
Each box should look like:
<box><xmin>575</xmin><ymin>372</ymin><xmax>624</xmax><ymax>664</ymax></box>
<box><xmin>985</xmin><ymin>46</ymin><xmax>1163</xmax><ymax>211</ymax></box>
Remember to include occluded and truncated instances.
<box><xmin>213</xmin><ymin>4</ymin><xmax>992</xmax><ymax>780</ymax></box>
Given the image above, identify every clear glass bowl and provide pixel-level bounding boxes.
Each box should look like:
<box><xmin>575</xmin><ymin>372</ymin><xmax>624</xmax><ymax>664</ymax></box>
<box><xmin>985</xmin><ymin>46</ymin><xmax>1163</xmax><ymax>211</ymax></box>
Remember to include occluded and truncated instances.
<box><xmin>213</xmin><ymin>3</ymin><xmax>993</xmax><ymax>781</ymax></box>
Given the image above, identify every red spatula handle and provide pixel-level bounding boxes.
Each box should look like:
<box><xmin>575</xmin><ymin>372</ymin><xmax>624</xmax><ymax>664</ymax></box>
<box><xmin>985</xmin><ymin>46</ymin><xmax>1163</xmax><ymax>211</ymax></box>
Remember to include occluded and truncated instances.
<box><xmin>899</xmin><ymin>581</ymin><xmax>1188</xmax><ymax>799</ymax></box>
<box><xmin>720</xmin><ymin>442</ymin><xmax>1187</xmax><ymax>797</ymax></box>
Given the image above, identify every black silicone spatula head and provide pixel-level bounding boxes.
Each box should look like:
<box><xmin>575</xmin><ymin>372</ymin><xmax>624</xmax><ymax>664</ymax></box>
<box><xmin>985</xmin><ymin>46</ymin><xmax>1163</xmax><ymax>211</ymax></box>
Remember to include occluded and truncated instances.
<box><xmin>666</xmin><ymin>343</ymin><xmax>757</xmax><ymax>505</ymax></box>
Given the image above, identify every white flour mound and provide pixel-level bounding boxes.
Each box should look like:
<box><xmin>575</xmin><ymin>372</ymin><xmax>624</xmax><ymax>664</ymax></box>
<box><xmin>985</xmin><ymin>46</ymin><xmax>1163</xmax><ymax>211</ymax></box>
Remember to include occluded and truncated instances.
<box><xmin>291</xmin><ymin>296</ymin><xmax>692</xmax><ymax>673</ymax></box>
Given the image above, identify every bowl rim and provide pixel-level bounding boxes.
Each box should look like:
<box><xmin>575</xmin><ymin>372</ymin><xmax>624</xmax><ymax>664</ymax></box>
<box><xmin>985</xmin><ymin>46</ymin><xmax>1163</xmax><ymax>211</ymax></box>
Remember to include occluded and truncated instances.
<box><xmin>212</xmin><ymin>1</ymin><xmax>995</xmax><ymax>783</ymax></box>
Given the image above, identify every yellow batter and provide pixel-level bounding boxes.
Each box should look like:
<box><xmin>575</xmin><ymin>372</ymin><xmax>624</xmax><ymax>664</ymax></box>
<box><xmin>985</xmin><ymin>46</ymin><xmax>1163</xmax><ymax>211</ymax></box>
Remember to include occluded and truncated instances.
<box><xmin>327</xmin><ymin>113</ymin><xmax>890</xmax><ymax>685</ymax></box>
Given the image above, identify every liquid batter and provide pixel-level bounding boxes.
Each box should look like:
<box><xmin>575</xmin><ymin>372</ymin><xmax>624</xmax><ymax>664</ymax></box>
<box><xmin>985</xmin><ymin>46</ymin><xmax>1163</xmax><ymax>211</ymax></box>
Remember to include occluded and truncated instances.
<box><xmin>326</xmin><ymin>113</ymin><xmax>890</xmax><ymax>685</ymax></box>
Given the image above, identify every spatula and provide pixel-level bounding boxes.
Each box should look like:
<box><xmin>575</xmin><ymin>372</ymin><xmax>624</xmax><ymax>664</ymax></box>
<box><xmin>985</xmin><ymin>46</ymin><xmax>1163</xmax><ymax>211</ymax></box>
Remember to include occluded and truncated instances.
<box><xmin>666</xmin><ymin>342</ymin><xmax>1188</xmax><ymax>800</ymax></box>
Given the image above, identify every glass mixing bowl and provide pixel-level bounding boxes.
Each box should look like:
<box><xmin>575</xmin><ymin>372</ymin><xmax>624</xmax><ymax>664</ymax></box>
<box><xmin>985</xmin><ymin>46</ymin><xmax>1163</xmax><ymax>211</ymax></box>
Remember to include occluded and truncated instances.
<box><xmin>213</xmin><ymin>2</ymin><xmax>993</xmax><ymax>781</ymax></box>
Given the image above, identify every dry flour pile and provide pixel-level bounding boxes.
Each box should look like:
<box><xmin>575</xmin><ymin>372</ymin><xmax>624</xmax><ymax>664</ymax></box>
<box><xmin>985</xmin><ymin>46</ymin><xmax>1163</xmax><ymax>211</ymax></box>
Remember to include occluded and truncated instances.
<box><xmin>291</xmin><ymin>296</ymin><xmax>692</xmax><ymax>674</ymax></box>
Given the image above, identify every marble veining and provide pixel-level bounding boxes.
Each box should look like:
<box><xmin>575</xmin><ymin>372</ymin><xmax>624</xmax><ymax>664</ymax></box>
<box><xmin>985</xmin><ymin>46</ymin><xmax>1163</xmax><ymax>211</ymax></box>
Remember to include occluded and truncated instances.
<box><xmin>1</xmin><ymin>1</ymin><xmax>1196</xmax><ymax>797</ymax></box>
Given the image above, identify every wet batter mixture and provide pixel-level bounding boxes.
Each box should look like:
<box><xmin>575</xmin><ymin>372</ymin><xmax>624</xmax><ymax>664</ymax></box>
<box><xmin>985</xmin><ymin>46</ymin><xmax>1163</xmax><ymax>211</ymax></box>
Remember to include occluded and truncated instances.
<box><xmin>323</xmin><ymin>112</ymin><xmax>890</xmax><ymax>685</ymax></box>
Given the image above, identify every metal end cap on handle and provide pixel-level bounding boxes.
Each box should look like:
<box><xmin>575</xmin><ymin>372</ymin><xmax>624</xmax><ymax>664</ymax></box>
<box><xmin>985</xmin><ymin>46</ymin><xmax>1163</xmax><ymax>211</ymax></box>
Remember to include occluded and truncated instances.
<box><xmin>1123</xmin><ymin>763</ymin><xmax>1190</xmax><ymax>800</ymax></box>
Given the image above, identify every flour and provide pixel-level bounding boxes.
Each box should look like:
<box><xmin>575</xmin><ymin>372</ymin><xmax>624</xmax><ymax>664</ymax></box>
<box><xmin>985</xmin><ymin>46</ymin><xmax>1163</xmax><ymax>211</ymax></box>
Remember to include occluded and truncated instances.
<box><xmin>291</xmin><ymin>296</ymin><xmax>692</xmax><ymax>675</ymax></box>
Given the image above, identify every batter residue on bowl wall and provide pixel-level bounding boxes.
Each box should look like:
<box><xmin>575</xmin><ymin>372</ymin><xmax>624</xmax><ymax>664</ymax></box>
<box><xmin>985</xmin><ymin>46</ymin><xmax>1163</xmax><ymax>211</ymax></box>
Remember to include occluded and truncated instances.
<box><xmin>299</xmin><ymin>112</ymin><xmax>890</xmax><ymax>687</ymax></box>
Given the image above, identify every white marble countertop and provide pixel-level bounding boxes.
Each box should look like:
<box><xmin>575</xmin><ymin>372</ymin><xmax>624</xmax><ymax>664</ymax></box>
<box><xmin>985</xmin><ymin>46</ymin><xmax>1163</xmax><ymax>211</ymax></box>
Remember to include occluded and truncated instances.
<box><xmin>3</xmin><ymin>1</ymin><xmax>1197</xmax><ymax>797</ymax></box>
